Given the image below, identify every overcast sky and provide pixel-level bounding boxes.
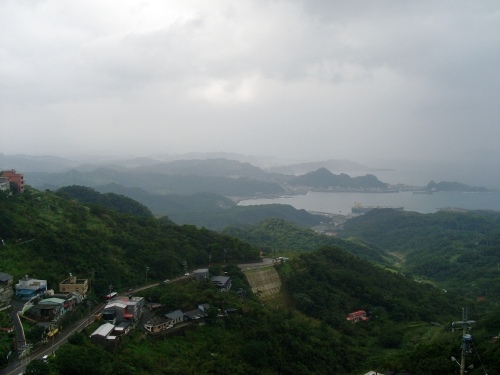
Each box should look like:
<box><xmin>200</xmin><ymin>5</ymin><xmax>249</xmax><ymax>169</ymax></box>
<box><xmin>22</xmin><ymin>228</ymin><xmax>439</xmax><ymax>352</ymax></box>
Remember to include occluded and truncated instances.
<box><xmin>1</xmin><ymin>0</ymin><xmax>499</xmax><ymax>165</ymax></box>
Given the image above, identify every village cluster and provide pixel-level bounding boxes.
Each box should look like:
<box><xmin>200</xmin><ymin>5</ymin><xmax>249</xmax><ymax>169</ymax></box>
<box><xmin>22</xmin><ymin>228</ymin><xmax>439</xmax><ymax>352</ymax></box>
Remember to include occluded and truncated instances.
<box><xmin>0</xmin><ymin>264</ymin><xmax>241</xmax><ymax>356</ymax></box>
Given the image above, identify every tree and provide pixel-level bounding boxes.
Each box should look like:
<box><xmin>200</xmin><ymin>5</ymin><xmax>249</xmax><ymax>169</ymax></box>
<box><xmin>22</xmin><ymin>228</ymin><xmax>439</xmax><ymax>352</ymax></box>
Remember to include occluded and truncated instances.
<box><xmin>24</xmin><ymin>359</ymin><xmax>50</xmax><ymax>375</ymax></box>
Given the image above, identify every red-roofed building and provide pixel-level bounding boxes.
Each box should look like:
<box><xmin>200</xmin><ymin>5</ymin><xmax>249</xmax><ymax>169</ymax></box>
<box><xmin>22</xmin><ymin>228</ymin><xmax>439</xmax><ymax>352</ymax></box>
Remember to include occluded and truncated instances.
<box><xmin>346</xmin><ymin>310</ymin><xmax>369</xmax><ymax>323</ymax></box>
<box><xmin>1</xmin><ymin>170</ymin><xmax>24</xmax><ymax>193</ymax></box>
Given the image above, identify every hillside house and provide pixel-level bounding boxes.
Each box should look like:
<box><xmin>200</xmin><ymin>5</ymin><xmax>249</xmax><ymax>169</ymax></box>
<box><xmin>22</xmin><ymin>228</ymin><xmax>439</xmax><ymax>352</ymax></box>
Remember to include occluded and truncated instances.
<box><xmin>184</xmin><ymin>307</ymin><xmax>208</xmax><ymax>321</ymax></box>
<box><xmin>102</xmin><ymin>296</ymin><xmax>144</xmax><ymax>325</ymax></box>
<box><xmin>193</xmin><ymin>269</ymin><xmax>210</xmax><ymax>282</ymax></box>
<box><xmin>164</xmin><ymin>309</ymin><xmax>185</xmax><ymax>325</ymax></box>
<box><xmin>0</xmin><ymin>177</ymin><xmax>9</xmax><ymax>193</ymax></box>
<box><xmin>346</xmin><ymin>310</ymin><xmax>369</xmax><ymax>323</ymax></box>
<box><xmin>117</xmin><ymin>296</ymin><xmax>144</xmax><ymax>322</ymax></box>
<box><xmin>59</xmin><ymin>273</ymin><xmax>89</xmax><ymax>296</ymax></box>
<box><xmin>90</xmin><ymin>323</ymin><xmax>119</xmax><ymax>349</ymax></box>
<box><xmin>0</xmin><ymin>272</ymin><xmax>14</xmax><ymax>305</ymax></box>
<box><xmin>24</xmin><ymin>298</ymin><xmax>66</xmax><ymax>322</ymax></box>
<box><xmin>144</xmin><ymin>316</ymin><xmax>174</xmax><ymax>334</ymax></box>
<box><xmin>114</xmin><ymin>321</ymin><xmax>132</xmax><ymax>336</ymax></box>
<box><xmin>102</xmin><ymin>301</ymin><xmax>127</xmax><ymax>325</ymax></box>
<box><xmin>15</xmin><ymin>275</ymin><xmax>47</xmax><ymax>300</ymax></box>
<box><xmin>210</xmin><ymin>276</ymin><xmax>231</xmax><ymax>292</ymax></box>
<box><xmin>1</xmin><ymin>170</ymin><xmax>24</xmax><ymax>193</ymax></box>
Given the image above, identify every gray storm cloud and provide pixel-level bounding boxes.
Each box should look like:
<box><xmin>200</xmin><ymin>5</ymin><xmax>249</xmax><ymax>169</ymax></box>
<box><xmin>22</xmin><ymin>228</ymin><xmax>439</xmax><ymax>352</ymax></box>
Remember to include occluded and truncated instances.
<box><xmin>1</xmin><ymin>0</ymin><xmax>499</xmax><ymax>165</ymax></box>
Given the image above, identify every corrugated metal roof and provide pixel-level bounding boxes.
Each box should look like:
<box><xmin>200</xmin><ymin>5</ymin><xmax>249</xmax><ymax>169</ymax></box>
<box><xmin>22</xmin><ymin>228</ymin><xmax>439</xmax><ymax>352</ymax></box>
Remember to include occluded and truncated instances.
<box><xmin>91</xmin><ymin>323</ymin><xmax>115</xmax><ymax>337</ymax></box>
<box><xmin>39</xmin><ymin>298</ymin><xmax>65</xmax><ymax>305</ymax></box>
<box><xmin>105</xmin><ymin>302</ymin><xmax>127</xmax><ymax>309</ymax></box>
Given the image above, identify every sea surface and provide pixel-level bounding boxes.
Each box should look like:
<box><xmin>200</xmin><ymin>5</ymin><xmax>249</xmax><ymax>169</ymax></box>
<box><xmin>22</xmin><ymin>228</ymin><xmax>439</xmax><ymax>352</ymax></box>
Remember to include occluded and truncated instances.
<box><xmin>237</xmin><ymin>191</ymin><xmax>500</xmax><ymax>215</ymax></box>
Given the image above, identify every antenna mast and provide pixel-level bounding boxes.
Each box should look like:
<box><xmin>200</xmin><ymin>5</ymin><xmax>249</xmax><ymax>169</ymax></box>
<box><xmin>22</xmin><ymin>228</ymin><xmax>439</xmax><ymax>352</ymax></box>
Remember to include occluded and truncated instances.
<box><xmin>451</xmin><ymin>308</ymin><xmax>476</xmax><ymax>375</ymax></box>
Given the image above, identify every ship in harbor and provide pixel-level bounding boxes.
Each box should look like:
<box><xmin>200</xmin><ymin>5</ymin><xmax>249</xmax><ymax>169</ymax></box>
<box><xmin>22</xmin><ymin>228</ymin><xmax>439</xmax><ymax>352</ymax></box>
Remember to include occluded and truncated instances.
<box><xmin>351</xmin><ymin>202</ymin><xmax>404</xmax><ymax>214</ymax></box>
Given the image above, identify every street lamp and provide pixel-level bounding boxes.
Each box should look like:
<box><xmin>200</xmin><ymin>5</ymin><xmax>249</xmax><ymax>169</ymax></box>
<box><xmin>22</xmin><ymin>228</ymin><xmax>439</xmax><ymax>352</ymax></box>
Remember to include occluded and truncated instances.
<box><xmin>224</xmin><ymin>248</ymin><xmax>227</xmax><ymax>264</ymax></box>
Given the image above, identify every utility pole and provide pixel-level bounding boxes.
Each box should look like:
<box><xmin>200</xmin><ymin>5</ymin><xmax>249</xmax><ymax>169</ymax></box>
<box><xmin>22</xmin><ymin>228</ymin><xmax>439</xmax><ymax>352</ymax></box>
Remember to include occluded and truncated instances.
<box><xmin>451</xmin><ymin>308</ymin><xmax>476</xmax><ymax>375</ymax></box>
<box><xmin>146</xmin><ymin>266</ymin><xmax>150</xmax><ymax>283</ymax></box>
<box><xmin>87</xmin><ymin>300</ymin><xmax>93</xmax><ymax>324</ymax></box>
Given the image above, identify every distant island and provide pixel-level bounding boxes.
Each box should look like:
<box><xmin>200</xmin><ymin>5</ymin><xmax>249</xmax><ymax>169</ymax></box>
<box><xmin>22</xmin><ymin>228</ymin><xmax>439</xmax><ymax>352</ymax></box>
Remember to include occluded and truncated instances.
<box><xmin>426</xmin><ymin>180</ymin><xmax>491</xmax><ymax>192</ymax></box>
<box><xmin>286</xmin><ymin>168</ymin><xmax>393</xmax><ymax>192</ymax></box>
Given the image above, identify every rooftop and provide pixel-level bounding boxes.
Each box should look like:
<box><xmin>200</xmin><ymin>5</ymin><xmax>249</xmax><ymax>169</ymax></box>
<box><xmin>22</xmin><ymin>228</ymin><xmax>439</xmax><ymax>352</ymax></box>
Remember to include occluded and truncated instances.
<box><xmin>0</xmin><ymin>272</ymin><xmax>13</xmax><ymax>282</ymax></box>
<box><xmin>91</xmin><ymin>323</ymin><xmax>115</xmax><ymax>337</ymax></box>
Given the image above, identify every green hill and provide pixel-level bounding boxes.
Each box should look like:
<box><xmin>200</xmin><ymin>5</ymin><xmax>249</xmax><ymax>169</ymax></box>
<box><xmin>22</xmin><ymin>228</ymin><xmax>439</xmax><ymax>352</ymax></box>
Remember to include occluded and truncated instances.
<box><xmin>223</xmin><ymin>218</ymin><xmax>391</xmax><ymax>263</ymax></box>
<box><xmin>427</xmin><ymin>180</ymin><xmax>489</xmax><ymax>192</ymax></box>
<box><xmin>26</xmin><ymin>167</ymin><xmax>285</xmax><ymax>196</ymax></box>
<box><xmin>339</xmin><ymin>208</ymin><xmax>500</xmax><ymax>300</ymax></box>
<box><xmin>62</xmin><ymin>184</ymin><xmax>324</xmax><ymax>230</ymax></box>
<box><xmin>3</xmin><ymin>188</ymin><xmax>499</xmax><ymax>374</ymax></box>
<box><xmin>56</xmin><ymin>185</ymin><xmax>154</xmax><ymax>218</ymax></box>
<box><xmin>0</xmin><ymin>188</ymin><xmax>259</xmax><ymax>295</ymax></box>
<box><xmin>288</xmin><ymin>168</ymin><xmax>388</xmax><ymax>189</ymax></box>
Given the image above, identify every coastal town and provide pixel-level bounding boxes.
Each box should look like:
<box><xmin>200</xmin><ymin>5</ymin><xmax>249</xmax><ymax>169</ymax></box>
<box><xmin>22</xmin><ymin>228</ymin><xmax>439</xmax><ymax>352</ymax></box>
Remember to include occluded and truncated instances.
<box><xmin>0</xmin><ymin>265</ymin><xmax>240</xmax><ymax>373</ymax></box>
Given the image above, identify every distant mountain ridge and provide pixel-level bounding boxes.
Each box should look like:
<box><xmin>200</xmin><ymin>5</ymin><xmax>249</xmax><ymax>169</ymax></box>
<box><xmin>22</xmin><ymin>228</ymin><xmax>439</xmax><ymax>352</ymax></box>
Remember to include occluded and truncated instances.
<box><xmin>1</xmin><ymin>152</ymin><xmax>378</xmax><ymax>174</ymax></box>
<box><xmin>140</xmin><ymin>158</ymin><xmax>288</xmax><ymax>183</ymax></box>
<box><xmin>288</xmin><ymin>168</ymin><xmax>389</xmax><ymax>189</ymax></box>
<box><xmin>0</xmin><ymin>153</ymin><xmax>78</xmax><ymax>172</ymax></box>
<box><xmin>265</xmin><ymin>159</ymin><xmax>383</xmax><ymax>175</ymax></box>
<box><xmin>25</xmin><ymin>167</ymin><xmax>285</xmax><ymax>197</ymax></box>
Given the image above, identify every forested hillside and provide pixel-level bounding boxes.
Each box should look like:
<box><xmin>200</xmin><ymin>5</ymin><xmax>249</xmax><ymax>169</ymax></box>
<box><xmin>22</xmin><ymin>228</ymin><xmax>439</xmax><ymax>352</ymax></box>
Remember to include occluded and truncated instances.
<box><xmin>3</xmin><ymin>188</ymin><xmax>500</xmax><ymax>374</ymax></box>
<box><xmin>56</xmin><ymin>185</ymin><xmax>153</xmax><ymax>218</ymax></box>
<box><xmin>287</xmin><ymin>168</ymin><xmax>388</xmax><ymax>189</ymax></box>
<box><xmin>57</xmin><ymin>185</ymin><xmax>325</xmax><ymax>230</ymax></box>
<box><xmin>339</xmin><ymin>209</ymin><xmax>500</xmax><ymax>300</ymax></box>
<box><xmin>0</xmin><ymin>188</ymin><xmax>258</xmax><ymax>295</ymax></box>
<box><xmin>26</xmin><ymin>167</ymin><xmax>285</xmax><ymax>196</ymax></box>
<box><xmin>22</xmin><ymin>267</ymin><xmax>366</xmax><ymax>375</ymax></box>
<box><xmin>223</xmin><ymin>218</ymin><xmax>390</xmax><ymax>263</ymax></box>
<box><xmin>279</xmin><ymin>247</ymin><xmax>500</xmax><ymax>374</ymax></box>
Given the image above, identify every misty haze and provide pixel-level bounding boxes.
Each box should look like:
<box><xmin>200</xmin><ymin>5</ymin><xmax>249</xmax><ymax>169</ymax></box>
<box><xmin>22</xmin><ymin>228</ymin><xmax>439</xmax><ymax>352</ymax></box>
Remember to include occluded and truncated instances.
<box><xmin>1</xmin><ymin>1</ymin><xmax>500</xmax><ymax>375</ymax></box>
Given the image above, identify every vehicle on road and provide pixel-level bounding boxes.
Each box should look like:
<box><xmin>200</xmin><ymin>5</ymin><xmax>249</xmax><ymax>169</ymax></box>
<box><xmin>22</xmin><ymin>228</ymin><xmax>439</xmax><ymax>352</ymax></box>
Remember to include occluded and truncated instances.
<box><xmin>105</xmin><ymin>292</ymin><xmax>117</xmax><ymax>300</ymax></box>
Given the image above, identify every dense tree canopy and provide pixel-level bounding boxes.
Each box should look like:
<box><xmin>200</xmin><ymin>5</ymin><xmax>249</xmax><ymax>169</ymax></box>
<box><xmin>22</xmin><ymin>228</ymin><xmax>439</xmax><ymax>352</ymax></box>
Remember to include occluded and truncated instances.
<box><xmin>0</xmin><ymin>188</ymin><xmax>259</xmax><ymax>294</ymax></box>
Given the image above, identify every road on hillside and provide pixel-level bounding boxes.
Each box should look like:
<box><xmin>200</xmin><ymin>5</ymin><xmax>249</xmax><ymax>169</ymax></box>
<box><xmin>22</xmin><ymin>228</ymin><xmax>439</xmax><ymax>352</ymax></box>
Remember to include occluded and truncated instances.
<box><xmin>238</xmin><ymin>257</ymin><xmax>275</xmax><ymax>270</ymax></box>
<box><xmin>0</xmin><ymin>275</ymin><xmax>192</xmax><ymax>375</ymax></box>
<box><xmin>0</xmin><ymin>262</ymin><xmax>274</xmax><ymax>374</ymax></box>
<box><xmin>1</xmin><ymin>301</ymin><xmax>108</xmax><ymax>375</ymax></box>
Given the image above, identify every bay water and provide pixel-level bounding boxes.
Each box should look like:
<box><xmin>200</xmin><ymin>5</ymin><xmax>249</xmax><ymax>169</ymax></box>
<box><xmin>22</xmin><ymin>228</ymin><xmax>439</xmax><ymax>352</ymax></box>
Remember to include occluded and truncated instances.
<box><xmin>238</xmin><ymin>191</ymin><xmax>500</xmax><ymax>215</ymax></box>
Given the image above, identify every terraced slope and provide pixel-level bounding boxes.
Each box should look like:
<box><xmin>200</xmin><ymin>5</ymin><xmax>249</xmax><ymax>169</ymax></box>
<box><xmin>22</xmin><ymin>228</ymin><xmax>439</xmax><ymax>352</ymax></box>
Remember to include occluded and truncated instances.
<box><xmin>244</xmin><ymin>266</ymin><xmax>281</xmax><ymax>300</ymax></box>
